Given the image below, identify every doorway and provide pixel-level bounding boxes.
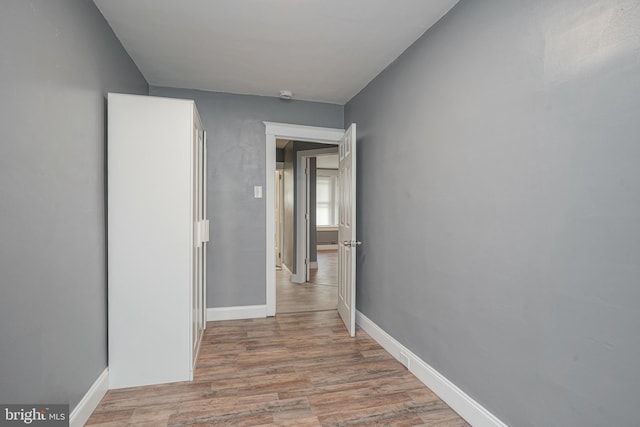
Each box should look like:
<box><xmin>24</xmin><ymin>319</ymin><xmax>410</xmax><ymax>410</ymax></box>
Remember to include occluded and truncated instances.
<box><xmin>296</xmin><ymin>148</ymin><xmax>339</xmax><ymax>284</ymax></box>
<box><xmin>264</xmin><ymin>123</ymin><xmax>343</xmax><ymax>316</ymax></box>
<box><xmin>276</xmin><ymin>147</ymin><xmax>339</xmax><ymax>314</ymax></box>
<box><xmin>264</xmin><ymin>122</ymin><xmax>358</xmax><ymax>336</ymax></box>
<box><xmin>310</xmin><ymin>153</ymin><xmax>340</xmax><ymax>285</ymax></box>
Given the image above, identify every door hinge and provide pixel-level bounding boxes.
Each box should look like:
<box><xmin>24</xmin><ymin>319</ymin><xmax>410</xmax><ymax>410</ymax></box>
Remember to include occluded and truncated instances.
<box><xmin>305</xmin><ymin>212</ymin><xmax>309</xmax><ymax>220</ymax></box>
<box><xmin>304</xmin><ymin>258</ymin><xmax>308</xmax><ymax>265</ymax></box>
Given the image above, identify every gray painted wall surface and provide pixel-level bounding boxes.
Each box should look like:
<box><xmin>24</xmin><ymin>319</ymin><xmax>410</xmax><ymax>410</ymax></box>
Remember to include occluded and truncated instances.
<box><xmin>317</xmin><ymin>230</ymin><xmax>338</xmax><ymax>245</ymax></box>
<box><xmin>0</xmin><ymin>0</ymin><xmax>147</xmax><ymax>408</ymax></box>
<box><xmin>150</xmin><ymin>87</ymin><xmax>343</xmax><ymax>305</ymax></box>
<box><xmin>345</xmin><ymin>0</ymin><xmax>640</xmax><ymax>426</ymax></box>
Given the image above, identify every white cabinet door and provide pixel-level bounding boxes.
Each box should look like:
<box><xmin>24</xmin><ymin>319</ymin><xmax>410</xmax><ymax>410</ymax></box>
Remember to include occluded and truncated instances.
<box><xmin>108</xmin><ymin>93</ymin><xmax>205</xmax><ymax>388</ymax></box>
<box><xmin>192</xmin><ymin>113</ymin><xmax>206</xmax><ymax>369</ymax></box>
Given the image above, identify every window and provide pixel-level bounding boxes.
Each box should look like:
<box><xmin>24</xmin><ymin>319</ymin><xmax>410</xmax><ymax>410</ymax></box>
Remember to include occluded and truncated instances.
<box><xmin>316</xmin><ymin>172</ymin><xmax>339</xmax><ymax>226</ymax></box>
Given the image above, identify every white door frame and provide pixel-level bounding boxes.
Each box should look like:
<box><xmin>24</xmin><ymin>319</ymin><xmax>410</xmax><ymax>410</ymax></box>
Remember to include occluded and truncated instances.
<box><xmin>202</xmin><ymin>131</ymin><xmax>208</xmax><ymax>329</ymax></box>
<box><xmin>295</xmin><ymin>147</ymin><xmax>339</xmax><ymax>283</ymax></box>
<box><xmin>274</xmin><ymin>169</ymin><xmax>284</xmax><ymax>268</ymax></box>
<box><xmin>264</xmin><ymin>122</ymin><xmax>344</xmax><ymax>316</ymax></box>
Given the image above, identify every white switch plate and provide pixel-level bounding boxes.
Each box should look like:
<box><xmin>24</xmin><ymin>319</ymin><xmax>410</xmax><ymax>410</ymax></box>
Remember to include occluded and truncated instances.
<box><xmin>254</xmin><ymin>186</ymin><xmax>262</xmax><ymax>198</ymax></box>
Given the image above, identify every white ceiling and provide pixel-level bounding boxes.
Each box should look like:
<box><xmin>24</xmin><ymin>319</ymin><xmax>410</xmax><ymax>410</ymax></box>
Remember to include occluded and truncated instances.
<box><xmin>94</xmin><ymin>0</ymin><xmax>459</xmax><ymax>105</ymax></box>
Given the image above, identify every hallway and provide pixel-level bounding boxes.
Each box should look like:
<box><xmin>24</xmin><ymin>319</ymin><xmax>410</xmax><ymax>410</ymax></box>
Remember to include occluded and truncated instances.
<box><xmin>87</xmin><ymin>311</ymin><xmax>468</xmax><ymax>426</ymax></box>
<box><xmin>277</xmin><ymin>250</ymin><xmax>338</xmax><ymax>314</ymax></box>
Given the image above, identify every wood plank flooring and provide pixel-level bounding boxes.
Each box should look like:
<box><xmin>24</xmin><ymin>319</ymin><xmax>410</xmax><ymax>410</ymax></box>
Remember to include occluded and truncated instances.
<box><xmin>87</xmin><ymin>311</ymin><xmax>468</xmax><ymax>426</ymax></box>
<box><xmin>277</xmin><ymin>251</ymin><xmax>338</xmax><ymax>314</ymax></box>
<box><xmin>308</xmin><ymin>250</ymin><xmax>338</xmax><ymax>286</ymax></box>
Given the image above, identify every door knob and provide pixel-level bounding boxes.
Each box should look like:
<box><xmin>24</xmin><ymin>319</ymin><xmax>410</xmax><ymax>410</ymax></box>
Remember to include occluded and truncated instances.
<box><xmin>343</xmin><ymin>240</ymin><xmax>362</xmax><ymax>247</ymax></box>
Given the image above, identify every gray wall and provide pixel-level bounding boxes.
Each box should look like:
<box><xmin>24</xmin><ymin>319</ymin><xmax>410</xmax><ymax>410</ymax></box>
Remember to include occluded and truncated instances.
<box><xmin>345</xmin><ymin>0</ymin><xmax>640</xmax><ymax>426</ymax></box>
<box><xmin>150</xmin><ymin>87</ymin><xmax>343</xmax><ymax>305</ymax></box>
<box><xmin>0</xmin><ymin>0</ymin><xmax>147</xmax><ymax>409</ymax></box>
<box><xmin>317</xmin><ymin>230</ymin><xmax>338</xmax><ymax>246</ymax></box>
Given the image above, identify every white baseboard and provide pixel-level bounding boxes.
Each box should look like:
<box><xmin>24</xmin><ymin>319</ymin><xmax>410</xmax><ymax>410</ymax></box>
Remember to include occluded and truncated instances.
<box><xmin>317</xmin><ymin>244</ymin><xmax>338</xmax><ymax>250</ymax></box>
<box><xmin>290</xmin><ymin>273</ymin><xmax>305</xmax><ymax>283</ymax></box>
<box><xmin>69</xmin><ymin>368</ymin><xmax>109</xmax><ymax>427</ymax></box>
<box><xmin>356</xmin><ymin>311</ymin><xmax>507</xmax><ymax>427</ymax></box>
<box><xmin>207</xmin><ymin>305</ymin><xmax>267</xmax><ymax>321</ymax></box>
<box><xmin>280</xmin><ymin>263</ymin><xmax>305</xmax><ymax>283</ymax></box>
<box><xmin>309</xmin><ymin>261</ymin><xmax>318</xmax><ymax>269</ymax></box>
<box><xmin>281</xmin><ymin>263</ymin><xmax>294</xmax><ymax>275</ymax></box>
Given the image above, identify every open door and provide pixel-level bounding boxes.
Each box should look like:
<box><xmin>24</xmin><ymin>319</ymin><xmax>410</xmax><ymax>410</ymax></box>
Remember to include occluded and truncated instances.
<box><xmin>338</xmin><ymin>123</ymin><xmax>358</xmax><ymax>336</ymax></box>
<box><xmin>304</xmin><ymin>158</ymin><xmax>312</xmax><ymax>281</ymax></box>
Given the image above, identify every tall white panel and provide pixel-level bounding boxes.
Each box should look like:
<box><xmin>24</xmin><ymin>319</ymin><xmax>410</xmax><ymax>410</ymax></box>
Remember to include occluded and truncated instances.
<box><xmin>107</xmin><ymin>93</ymin><xmax>205</xmax><ymax>389</ymax></box>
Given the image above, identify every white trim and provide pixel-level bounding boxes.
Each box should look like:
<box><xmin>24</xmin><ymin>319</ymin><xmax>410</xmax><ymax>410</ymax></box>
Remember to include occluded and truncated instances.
<box><xmin>264</xmin><ymin>122</ymin><xmax>345</xmax><ymax>143</ymax></box>
<box><xmin>304</xmin><ymin>156</ymin><xmax>311</xmax><ymax>282</ymax></box>
<box><xmin>296</xmin><ymin>147</ymin><xmax>339</xmax><ymax>283</ymax></box>
<box><xmin>289</xmin><ymin>272</ymin><xmax>305</xmax><ymax>283</ymax></box>
<box><xmin>309</xmin><ymin>261</ymin><xmax>318</xmax><ymax>269</ymax></box>
<box><xmin>265</xmin><ymin>131</ymin><xmax>276</xmax><ymax>316</ymax></box>
<box><xmin>274</xmin><ymin>169</ymin><xmax>284</xmax><ymax>269</ymax></box>
<box><xmin>356</xmin><ymin>311</ymin><xmax>508</xmax><ymax>427</ymax></box>
<box><xmin>207</xmin><ymin>305</ymin><xmax>267</xmax><ymax>321</ymax></box>
<box><xmin>203</xmin><ymin>130</ymin><xmax>208</xmax><ymax>333</ymax></box>
<box><xmin>282</xmin><ymin>263</ymin><xmax>304</xmax><ymax>283</ymax></box>
<box><xmin>69</xmin><ymin>368</ymin><xmax>109</xmax><ymax>427</ymax></box>
<box><xmin>317</xmin><ymin>225</ymin><xmax>338</xmax><ymax>232</ymax></box>
<box><xmin>281</xmin><ymin>262</ymin><xmax>293</xmax><ymax>275</ymax></box>
<box><xmin>264</xmin><ymin>122</ymin><xmax>344</xmax><ymax>317</ymax></box>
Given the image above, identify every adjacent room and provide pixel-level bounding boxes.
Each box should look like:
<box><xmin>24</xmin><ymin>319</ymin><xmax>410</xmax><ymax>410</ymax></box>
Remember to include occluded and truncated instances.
<box><xmin>276</xmin><ymin>139</ymin><xmax>341</xmax><ymax>314</ymax></box>
<box><xmin>1</xmin><ymin>1</ymin><xmax>639</xmax><ymax>426</ymax></box>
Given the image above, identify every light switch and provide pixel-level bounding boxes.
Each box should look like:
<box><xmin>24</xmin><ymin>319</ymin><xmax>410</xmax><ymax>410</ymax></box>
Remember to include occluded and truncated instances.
<box><xmin>254</xmin><ymin>185</ymin><xmax>262</xmax><ymax>198</ymax></box>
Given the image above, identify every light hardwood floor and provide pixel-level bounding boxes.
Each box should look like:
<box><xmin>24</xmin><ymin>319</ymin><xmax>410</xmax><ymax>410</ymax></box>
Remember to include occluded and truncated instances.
<box><xmin>87</xmin><ymin>311</ymin><xmax>468</xmax><ymax>426</ymax></box>
<box><xmin>307</xmin><ymin>250</ymin><xmax>338</xmax><ymax>285</ymax></box>
<box><xmin>277</xmin><ymin>250</ymin><xmax>338</xmax><ymax>314</ymax></box>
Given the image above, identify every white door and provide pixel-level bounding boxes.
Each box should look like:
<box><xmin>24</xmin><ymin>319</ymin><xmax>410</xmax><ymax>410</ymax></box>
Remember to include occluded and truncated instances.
<box><xmin>305</xmin><ymin>158</ymin><xmax>311</xmax><ymax>281</ymax></box>
<box><xmin>338</xmin><ymin>123</ymin><xmax>358</xmax><ymax>336</ymax></box>
<box><xmin>275</xmin><ymin>170</ymin><xmax>283</xmax><ymax>268</ymax></box>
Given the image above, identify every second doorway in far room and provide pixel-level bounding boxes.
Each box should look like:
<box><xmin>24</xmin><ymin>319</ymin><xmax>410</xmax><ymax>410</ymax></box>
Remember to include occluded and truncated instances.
<box><xmin>275</xmin><ymin>141</ymin><xmax>339</xmax><ymax>314</ymax></box>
